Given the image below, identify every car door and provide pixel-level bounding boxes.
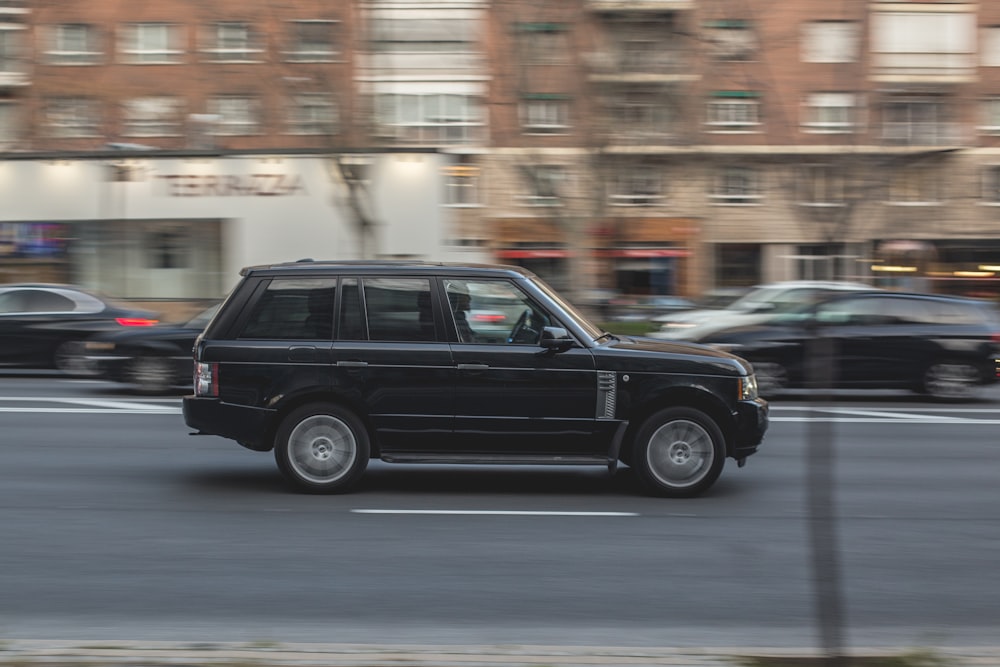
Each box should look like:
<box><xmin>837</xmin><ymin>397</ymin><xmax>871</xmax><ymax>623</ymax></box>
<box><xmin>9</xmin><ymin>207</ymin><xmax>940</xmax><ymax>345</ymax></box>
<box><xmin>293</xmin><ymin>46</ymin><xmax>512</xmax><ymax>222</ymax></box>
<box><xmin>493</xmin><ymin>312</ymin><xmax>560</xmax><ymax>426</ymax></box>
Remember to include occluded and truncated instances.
<box><xmin>331</xmin><ymin>276</ymin><xmax>454</xmax><ymax>453</ymax></box>
<box><xmin>0</xmin><ymin>287</ymin><xmax>77</xmax><ymax>367</ymax></box>
<box><xmin>442</xmin><ymin>277</ymin><xmax>601</xmax><ymax>456</ymax></box>
<box><xmin>216</xmin><ymin>276</ymin><xmax>336</xmax><ymax>409</ymax></box>
<box><xmin>817</xmin><ymin>295</ymin><xmax>928</xmax><ymax>387</ymax></box>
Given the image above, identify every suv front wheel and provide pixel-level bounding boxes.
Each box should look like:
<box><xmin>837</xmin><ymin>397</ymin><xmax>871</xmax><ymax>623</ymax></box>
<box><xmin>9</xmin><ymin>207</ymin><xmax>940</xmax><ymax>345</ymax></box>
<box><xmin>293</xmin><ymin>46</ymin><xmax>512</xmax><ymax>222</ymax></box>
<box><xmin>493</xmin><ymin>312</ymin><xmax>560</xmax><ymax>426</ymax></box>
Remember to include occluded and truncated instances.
<box><xmin>632</xmin><ymin>407</ymin><xmax>726</xmax><ymax>498</ymax></box>
<box><xmin>274</xmin><ymin>403</ymin><xmax>370</xmax><ymax>493</ymax></box>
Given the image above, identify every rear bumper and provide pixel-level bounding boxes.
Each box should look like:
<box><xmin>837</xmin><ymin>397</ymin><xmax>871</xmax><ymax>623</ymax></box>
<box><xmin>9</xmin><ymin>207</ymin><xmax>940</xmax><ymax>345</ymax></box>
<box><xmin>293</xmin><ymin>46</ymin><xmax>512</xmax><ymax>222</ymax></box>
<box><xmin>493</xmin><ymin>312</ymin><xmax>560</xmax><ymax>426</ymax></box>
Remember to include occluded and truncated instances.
<box><xmin>182</xmin><ymin>396</ymin><xmax>277</xmax><ymax>451</ymax></box>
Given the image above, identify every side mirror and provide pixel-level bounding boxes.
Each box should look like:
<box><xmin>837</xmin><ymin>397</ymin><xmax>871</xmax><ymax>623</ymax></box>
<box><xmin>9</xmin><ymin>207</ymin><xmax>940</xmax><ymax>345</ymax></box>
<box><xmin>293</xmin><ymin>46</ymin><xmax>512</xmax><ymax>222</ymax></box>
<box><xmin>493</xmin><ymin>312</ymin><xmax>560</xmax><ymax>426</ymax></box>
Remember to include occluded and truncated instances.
<box><xmin>540</xmin><ymin>326</ymin><xmax>575</xmax><ymax>352</ymax></box>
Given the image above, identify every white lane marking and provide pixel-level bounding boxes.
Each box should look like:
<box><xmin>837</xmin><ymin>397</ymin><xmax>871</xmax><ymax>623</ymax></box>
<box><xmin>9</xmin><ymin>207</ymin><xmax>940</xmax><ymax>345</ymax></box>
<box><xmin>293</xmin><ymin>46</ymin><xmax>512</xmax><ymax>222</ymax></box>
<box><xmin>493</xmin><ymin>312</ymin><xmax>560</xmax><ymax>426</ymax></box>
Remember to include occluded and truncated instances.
<box><xmin>351</xmin><ymin>509</ymin><xmax>639</xmax><ymax>516</ymax></box>
<box><xmin>772</xmin><ymin>417</ymin><xmax>1000</xmax><ymax>424</ymax></box>
<box><xmin>0</xmin><ymin>396</ymin><xmax>180</xmax><ymax>414</ymax></box>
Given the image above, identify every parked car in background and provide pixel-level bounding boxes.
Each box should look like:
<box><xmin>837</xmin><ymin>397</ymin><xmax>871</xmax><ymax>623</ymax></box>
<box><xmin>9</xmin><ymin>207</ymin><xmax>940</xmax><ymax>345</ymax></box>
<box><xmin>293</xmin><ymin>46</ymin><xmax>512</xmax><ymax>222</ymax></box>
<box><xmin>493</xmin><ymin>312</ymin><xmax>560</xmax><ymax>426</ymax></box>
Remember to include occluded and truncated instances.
<box><xmin>183</xmin><ymin>260</ymin><xmax>768</xmax><ymax>497</ymax></box>
<box><xmin>81</xmin><ymin>304</ymin><xmax>219</xmax><ymax>393</ymax></box>
<box><xmin>651</xmin><ymin>280</ymin><xmax>875</xmax><ymax>341</ymax></box>
<box><xmin>608</xmin><ymin>295</ymin><xmax>696</xmax><ymax>321</ymax></box>
<box><xmin>693</xmin><ymin>291</ymin><xmax>1000</xmax><ymax>400</ymax></box>
<box><xmin>0</xmin><ymin>283</ymin><xmax>160</xmax><ymax>372</ymax></box>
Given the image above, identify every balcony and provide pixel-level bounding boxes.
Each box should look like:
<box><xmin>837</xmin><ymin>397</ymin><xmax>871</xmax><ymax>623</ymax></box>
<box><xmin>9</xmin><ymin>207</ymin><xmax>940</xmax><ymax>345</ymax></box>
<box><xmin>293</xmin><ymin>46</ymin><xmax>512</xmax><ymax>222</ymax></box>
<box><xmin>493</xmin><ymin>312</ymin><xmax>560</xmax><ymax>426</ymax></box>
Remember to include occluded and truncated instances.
<box><xmin>881</xmin><ymin>122</ymin><xmax>967</xmax><ymax>148</ymax></box>
<box><xmin>870</xmin><ymin>52</ymin><xmax>976</xmax><ymax>84</ymax></box>
<box><xmin>586</xmin><ymin>0</ymin><xmax>693</xmax><ymax>11</ymax></box>
<box><xmin>585</xmin><ymin>50</ymin><xmax>697</xmax><ymax>83</ymax></box>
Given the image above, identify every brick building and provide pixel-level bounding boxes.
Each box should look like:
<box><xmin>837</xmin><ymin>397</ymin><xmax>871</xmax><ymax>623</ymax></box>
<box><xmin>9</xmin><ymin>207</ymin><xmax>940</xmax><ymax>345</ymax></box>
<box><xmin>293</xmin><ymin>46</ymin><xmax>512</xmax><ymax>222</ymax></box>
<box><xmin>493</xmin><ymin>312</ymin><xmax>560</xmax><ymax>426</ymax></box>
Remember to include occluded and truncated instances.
<box><xmin>4</xmin><ymin>0</ymin><xmax>1000</xmax><ymax>302</ymax></box>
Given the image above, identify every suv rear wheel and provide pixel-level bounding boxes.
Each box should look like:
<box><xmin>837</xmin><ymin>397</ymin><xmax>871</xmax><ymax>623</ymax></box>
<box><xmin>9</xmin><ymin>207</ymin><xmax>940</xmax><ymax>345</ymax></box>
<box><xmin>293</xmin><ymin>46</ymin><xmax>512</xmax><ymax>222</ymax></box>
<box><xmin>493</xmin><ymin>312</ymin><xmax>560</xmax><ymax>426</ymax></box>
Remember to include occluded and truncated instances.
<box><xmin>632</xmin><ymin>407</ymin><xmax>725</xmax><ymax>498</ymax></box>
<box><xmin>274</xmin><ymin>403</ymin><xmax>370</xmax><ymax>493</ymax></box>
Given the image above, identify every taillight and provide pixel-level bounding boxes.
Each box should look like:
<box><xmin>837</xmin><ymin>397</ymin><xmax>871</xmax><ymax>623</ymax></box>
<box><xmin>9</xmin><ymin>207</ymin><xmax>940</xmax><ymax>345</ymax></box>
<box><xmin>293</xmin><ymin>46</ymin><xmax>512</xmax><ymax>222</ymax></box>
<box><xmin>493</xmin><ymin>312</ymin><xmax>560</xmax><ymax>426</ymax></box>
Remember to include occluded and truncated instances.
<box><xmin>116</xmin><ymin>317</ymin><xmax>159</xmax><ymax>327</ymax></box>
<box><xmin>471</xmin><ymin>313</ymin><xmax>506</xmax><ymax>323</ymax></box>
<box><xmin>194</xmin><ymin>361</ymin><xmax>218</xmax><ymax>397</ymax></box>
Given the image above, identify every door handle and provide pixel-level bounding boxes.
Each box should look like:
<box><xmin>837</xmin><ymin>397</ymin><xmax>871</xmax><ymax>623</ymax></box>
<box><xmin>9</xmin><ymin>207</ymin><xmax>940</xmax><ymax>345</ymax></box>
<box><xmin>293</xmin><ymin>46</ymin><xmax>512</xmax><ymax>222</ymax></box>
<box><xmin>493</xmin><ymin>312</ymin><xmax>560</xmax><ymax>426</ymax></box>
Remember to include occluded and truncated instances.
<box><xmin>288</xmin><ymin>346</ymin><xmax>316</xmax><ymax>362</ymax></box>
<box><xmin>457</xmin><ymin>363</ymin><xmax>489</xmax><ymax>371</ymax></box>
<box><xmin>336</xmin><ymin>360</ymin><xmax>369</xmax><ymax>368</ymax></box>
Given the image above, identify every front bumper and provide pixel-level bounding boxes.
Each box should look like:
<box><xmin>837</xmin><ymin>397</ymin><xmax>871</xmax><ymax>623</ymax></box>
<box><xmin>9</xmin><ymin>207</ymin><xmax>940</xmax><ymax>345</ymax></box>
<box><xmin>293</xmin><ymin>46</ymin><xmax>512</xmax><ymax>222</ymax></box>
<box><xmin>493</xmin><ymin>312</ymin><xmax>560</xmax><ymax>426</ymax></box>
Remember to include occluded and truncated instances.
<box><xmin>731</xmin><ymin>397</ymin><xmax>768</xmax><ymax>459</ymax></box>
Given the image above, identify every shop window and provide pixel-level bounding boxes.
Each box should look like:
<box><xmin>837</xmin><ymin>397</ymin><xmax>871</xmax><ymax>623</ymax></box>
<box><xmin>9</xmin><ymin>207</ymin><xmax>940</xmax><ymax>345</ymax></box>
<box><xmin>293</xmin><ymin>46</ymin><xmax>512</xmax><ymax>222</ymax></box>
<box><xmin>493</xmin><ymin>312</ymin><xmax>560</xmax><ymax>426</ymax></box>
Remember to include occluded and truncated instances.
<box><xmin>148</xmin><ymin>230</ymin><xmax>188</xmax><ymax>269</ymax></box>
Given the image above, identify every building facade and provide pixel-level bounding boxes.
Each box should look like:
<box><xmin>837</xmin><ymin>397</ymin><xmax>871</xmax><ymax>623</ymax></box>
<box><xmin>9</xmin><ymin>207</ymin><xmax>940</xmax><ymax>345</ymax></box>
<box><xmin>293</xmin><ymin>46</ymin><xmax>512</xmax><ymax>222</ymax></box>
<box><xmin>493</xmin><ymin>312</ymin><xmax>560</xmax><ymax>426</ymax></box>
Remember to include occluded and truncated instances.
<box><xmin>4</xmin><ymin>0</ymin><xmax>1000</xmax><ymax>303</ymax></box>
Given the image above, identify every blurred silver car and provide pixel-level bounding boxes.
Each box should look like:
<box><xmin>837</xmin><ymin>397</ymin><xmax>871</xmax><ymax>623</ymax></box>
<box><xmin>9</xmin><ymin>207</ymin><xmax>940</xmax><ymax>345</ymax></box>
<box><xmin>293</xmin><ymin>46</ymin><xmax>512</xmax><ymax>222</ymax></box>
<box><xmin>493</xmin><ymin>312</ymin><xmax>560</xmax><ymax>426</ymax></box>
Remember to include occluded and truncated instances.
<box><xmin>650</xmin><ymin>280</ymin><xmax>875</xmax><ymax>341</ymax></box>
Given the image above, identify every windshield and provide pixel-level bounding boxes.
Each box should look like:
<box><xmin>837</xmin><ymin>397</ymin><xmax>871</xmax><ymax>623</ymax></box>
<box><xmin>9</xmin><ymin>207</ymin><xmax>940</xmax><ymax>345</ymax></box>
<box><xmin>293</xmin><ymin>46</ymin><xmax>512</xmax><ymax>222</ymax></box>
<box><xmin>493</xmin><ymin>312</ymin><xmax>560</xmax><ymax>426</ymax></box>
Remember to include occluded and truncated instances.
<box><xmin>531</xmin><ymin>277</ymin><xmax>606</xmax><ymax>341</ymax></box>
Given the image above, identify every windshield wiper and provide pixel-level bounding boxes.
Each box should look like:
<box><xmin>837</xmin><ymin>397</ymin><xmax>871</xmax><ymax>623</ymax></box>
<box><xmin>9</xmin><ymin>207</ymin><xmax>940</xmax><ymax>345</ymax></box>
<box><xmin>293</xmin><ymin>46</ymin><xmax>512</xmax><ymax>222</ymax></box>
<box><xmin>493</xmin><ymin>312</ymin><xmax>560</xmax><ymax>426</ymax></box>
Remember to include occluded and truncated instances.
<box><xmin>594</xmin><ymin>332</ymin><xmax>618</xmax><ymax>343</ymax></box>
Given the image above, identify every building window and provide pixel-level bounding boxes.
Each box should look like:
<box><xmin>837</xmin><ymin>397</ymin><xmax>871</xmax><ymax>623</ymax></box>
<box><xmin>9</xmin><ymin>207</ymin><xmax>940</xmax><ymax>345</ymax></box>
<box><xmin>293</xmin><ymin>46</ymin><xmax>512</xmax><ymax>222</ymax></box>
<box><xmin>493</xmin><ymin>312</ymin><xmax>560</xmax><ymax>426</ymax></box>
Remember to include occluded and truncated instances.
<box><xmin>374</xmin><ymin>93</ymin><xmax>484</xmax><ymax>145</ymax></box>
<box><xmin>285</xmin><ymin>20</ymin><xmax>338</xmax><ymax>62</ymax></box>
<box><xmin>206</xmin><ymin>96</ymin><xmax>260</xmax><ymax>135</ymax></box>
<box><xmin>0</xmin><ymin>102</ymin><xmax>20</xmax><ymax>147</ymax></box>
<box><xmin>287</xmin><ymin>93</ymin><xmax>338</xmax><ymax>135</ymax></box>
<box><xmin>518</xmin><ymin>165</ymin><xmax>565</xmax><ymax>207</ymax></box>
<box><xmin>707</xmin><ymin>21</ymin><xmax>756</xmax><ymax>61</ymax></box>
<box><xmin>123</xmin><ymin>96</ymin><xmax>182</xmax><ymax>137</ymax></box>
<box><xmin>43</xmin><ymin>97</ymin><xmax>101</xmax><ymax>138</ymax></box>
<box><xmin>443</xmin><ymin>163</ymin><xmax>481</xmax><ymax>207</ymax></box>
<box><xmin>609</xmin><ymin>166</ymin><xmax>663</xmax><ymax>207</ymax></box>
<box><xmin>983</xmin><ymin>27</ymin><xmax>1000</xmax><ymax>66</ymax></box>
<box><xmin>119</xmin><ymin>23</ymin><xmax>184</xmax><ymax>64</ymax></box>
<box><xmin>802</xmin><ymin>93</ymin><xmax>860</xmax><ymax>134</ymax></box>
<box><xmin>871</xmin><ymin>11</ymin><xmax>974</xmax><ymax>75</ymax></box>
<box><xmin>802</xmin><ymin>21</ymin><xmax>858</xmax><ymax>63</ymax></box>
<box><xmin>888</xmin><ymin>164</ymin><xmax>941</xmax><ymax>204</ymax></box>
<box><xmin>982</xmin><ymin>166</ymin><xmax>1000</xmax><ymax>204</ymax></box>
<box><xmin>798</xmin><ymin>164</ymin><xmax>847</xmax><ymax>207</ymax></box>
<box><xmin>515</xmin><ymin>23</ymin><xmax>568</xmax><ymax>64</ymax></box>
<box><xmin>882</xmin><ymin>97</ymin><xmax>956</xmax><ymax>146</ymax></box>
<box><xmin>0</xmin><ymin>25</ymin><xmax>25</xmax><ymax>77</ymax></box>
<box><xmin>520</xmin><ymin>96</ymin><xmax>569</xmax><ymax>134</ymax></box>
<box><xmin>201</xmin><ymin>22</ymin><xmax>262</xmax><ymax>62</ymax></box>
<box><xmin>711</xmin><ymin>166</ymin><xmax>760</xmax><ymax>205</ymax></box>
<box><xmin>43</xmin><ymin>23</ymin><xmax>102</xmax><ymax>65</ymax></box>
<box><xmin>706</xmin><ymin>93</ymin><xmax>760</xmax><ymax>131</ymax></box>
<box><xmin>980</xmin><ymin>98</ymin><xmax>1000</xmax><ymax>135</ymax></box>
<box><xmin>609</xmin><ymin>91</ymin><xmax>672</xmax><ymax>141</ymax></box>
<box><xmin>371</xmin><ymin>17</ymin><xmax>475</xmax><ymax>54</ymax></box>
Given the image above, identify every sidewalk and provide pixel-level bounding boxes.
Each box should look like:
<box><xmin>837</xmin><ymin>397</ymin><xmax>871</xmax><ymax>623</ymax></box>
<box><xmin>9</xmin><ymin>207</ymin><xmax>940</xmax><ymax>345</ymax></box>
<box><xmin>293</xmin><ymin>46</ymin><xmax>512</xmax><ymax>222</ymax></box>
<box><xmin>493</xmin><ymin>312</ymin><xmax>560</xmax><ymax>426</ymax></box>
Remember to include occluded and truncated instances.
<box><xmin>2</xmin><ymin>642</ymin><xmax>1000</xmax><ymax>667</ymax></box>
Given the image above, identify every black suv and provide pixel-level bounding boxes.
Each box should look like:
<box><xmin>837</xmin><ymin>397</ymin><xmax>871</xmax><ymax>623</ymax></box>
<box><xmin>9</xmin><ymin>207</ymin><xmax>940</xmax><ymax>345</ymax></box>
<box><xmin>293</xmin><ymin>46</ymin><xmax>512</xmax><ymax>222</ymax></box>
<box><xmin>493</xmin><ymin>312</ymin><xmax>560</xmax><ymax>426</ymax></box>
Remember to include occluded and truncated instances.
<box><xmin>695</xmin><ymin>291</ymin><xmax>1000</xmax><ymax>399</ymax></box>
<box><xmin>183</xmin><ymin>261</ymin><xmax>768</xmax><ymax>497</ymax></box>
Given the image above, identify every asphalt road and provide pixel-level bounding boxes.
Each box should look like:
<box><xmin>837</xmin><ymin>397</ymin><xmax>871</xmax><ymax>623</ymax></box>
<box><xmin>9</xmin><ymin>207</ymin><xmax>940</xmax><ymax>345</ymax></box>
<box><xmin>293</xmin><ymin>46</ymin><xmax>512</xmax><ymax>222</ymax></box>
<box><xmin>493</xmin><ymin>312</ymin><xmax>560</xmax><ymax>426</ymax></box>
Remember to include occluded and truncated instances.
<box><xmin>1</xmin><ymin>375</ymin><xmax>998</xmax><ymax>653</ymax></box>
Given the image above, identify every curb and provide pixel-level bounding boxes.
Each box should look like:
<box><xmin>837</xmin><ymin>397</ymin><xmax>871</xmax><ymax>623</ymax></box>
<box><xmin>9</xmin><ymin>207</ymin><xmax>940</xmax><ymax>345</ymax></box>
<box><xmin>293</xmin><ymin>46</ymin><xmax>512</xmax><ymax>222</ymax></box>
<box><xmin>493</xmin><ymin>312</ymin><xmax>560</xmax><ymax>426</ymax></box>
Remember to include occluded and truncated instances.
<box><xmin>2</xmin><ymin>642</ymin><xmax>1000</xmax><ymax>667</ymax></box>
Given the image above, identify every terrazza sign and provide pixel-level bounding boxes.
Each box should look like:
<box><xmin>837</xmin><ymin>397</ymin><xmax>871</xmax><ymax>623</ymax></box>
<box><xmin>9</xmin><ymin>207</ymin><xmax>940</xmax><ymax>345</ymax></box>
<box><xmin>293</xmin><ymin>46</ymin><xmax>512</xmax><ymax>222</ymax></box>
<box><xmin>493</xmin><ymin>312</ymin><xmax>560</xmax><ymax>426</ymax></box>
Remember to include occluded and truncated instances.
<box><xmin>156</xmin><ymin>173</ymin><xmax>306</xmax><ymax>197</ymax></box>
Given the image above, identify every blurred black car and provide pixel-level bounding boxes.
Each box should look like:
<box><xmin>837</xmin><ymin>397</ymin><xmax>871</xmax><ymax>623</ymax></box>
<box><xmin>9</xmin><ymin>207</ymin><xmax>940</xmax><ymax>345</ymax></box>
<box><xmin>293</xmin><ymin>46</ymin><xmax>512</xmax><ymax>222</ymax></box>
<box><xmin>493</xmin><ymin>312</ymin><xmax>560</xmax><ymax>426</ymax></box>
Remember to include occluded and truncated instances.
<box><xmin>0</xmin><ymin>283</ymin><xmax>160</xmax><ymax>372</ymax></box>
<box><xmin>82</xmin><ymin>304</ymin><xmax>219</xmax><ymax>393</ymax></box>
<box><xmin>693</xmin><ymin>291</ymin><xmax>1000</xmax><ymax>400</ymax></box>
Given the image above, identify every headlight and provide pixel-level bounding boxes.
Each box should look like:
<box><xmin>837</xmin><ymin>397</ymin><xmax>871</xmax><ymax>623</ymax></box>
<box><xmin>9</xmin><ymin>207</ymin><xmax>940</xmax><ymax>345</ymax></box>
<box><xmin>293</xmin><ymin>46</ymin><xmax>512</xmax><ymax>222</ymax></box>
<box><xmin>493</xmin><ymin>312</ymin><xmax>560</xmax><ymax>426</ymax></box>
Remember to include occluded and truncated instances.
<box><xmin>739</xmin><ymin>374</ymin><xmax>758</xmax><ymax>401</ymax></box>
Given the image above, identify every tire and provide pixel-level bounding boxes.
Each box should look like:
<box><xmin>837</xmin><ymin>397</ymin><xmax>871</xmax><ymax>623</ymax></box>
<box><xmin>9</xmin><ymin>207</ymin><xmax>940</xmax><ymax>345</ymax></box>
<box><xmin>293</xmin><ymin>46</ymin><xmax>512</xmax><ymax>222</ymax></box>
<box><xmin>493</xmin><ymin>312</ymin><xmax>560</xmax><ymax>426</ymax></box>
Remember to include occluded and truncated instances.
<box><xmin>921</xmin><ymin>361</ymin><xmax>980</xmax><ymax>401</ymax></box>
<box><xmin>126</xmin><ymin>355</ymin><xmax>174</xmax><ymax>394</ymax></box>
<box><xmin>274</xmin><ymin>403</ymin><xmax>370</xmax><ymax>494</ymax></box>
<box><xmin>631</xmin><ymin>407</ymin><xmax>726</xmax><ymax>498</ymax></box>
<box><xmin>54</xmin><ymin>341</ymin><xmax>92</xmax><ymax>376</ymax></box>
<box><xmin>751</xmin><ymin>361</ymin><xmax>788</xmax><ymax>396</ymax></box>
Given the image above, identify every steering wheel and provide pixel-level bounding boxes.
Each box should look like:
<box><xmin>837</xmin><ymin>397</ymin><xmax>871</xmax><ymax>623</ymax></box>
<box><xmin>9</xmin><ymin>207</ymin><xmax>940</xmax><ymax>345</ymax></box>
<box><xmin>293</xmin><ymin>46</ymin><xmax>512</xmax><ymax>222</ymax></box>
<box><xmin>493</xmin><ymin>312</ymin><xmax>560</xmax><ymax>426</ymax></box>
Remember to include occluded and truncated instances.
<box><xmin>508</xmin><ymin>308</ymin><xmax>530</xmax><ymax>344</ymax></box>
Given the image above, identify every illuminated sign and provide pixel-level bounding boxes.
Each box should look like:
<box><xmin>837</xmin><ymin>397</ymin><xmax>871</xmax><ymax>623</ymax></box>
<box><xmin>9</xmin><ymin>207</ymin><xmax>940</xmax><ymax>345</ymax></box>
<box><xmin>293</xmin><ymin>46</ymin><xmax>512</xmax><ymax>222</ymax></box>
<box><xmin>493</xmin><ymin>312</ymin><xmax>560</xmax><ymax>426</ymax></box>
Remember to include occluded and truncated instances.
<box><xmin>156</xmin><ymin>174</ymin><xmax>307</xmax><ymax>197</ymax></box>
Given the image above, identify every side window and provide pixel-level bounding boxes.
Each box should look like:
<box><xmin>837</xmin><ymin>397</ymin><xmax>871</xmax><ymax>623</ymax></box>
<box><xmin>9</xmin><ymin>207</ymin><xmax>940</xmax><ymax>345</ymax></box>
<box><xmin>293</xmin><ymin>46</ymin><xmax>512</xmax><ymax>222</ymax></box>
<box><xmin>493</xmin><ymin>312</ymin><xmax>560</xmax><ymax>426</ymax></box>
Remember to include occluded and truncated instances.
<box><xmin>0</xmin><ymin>290</ymin><xmax>27</xmax><ymax>313</ymax></box>
<box><xmin>444</xmin><ymin>278</ymin><xmax>550</xmax><ymax>345</ymax></box>
<box><xmin>237</xmin><ymin>278</ymin><xmax>336</xmax><ymax>339</ymax></box>
<box><xmin>25</xmin><ymin>290</ymin><xmax>77</xmax><ymax>313</ymax></box>
<box><xmin>337</xmin><ymin>277</ymin><xmax>365</xmax><ymax>340</ymax></box>
<box><xmin>363</xmin><ymin>277</ymin><xmax>435</xmax><ymax>342</ymax></box>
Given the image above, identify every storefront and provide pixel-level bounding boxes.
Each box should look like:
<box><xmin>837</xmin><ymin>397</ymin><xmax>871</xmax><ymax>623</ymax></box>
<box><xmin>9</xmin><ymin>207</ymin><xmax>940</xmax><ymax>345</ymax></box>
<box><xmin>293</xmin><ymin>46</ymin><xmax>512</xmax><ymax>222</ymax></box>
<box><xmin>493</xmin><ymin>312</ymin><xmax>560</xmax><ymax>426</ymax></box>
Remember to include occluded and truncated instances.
<box><xmin>0</xmin><ymin>151</ymin><xmax>471</xmax><ymax>305</ymax></box>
